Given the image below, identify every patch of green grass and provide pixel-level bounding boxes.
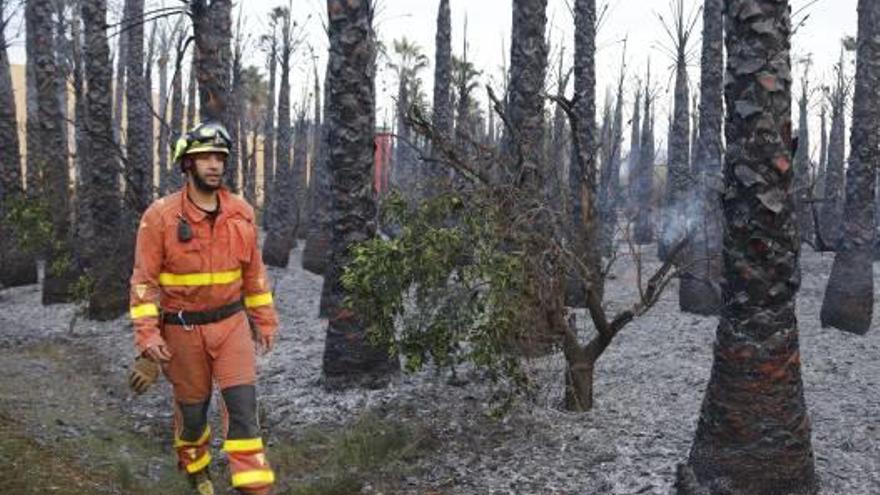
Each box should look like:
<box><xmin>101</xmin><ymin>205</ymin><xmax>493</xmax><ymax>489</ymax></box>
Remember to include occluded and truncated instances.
<box><xmin>272</xmin><ymin>412</ymin><xmax>438</xmax><ymax>495</ymax></box>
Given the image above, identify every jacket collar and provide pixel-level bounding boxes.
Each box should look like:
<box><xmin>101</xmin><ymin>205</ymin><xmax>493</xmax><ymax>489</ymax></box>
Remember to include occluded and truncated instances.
<box><xmin>180</xmin><ymin>183</ymin><xmax>229</xmax><ymax>224</ymax></box>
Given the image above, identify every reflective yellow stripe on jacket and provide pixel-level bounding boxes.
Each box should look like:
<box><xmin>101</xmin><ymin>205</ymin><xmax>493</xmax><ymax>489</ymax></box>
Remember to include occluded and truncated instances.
<box><xmin>159</xmin><ymin>269</ymin><xmax>242</xmax><ymax>287</ymax></box>
<box><xmin>130</xmin><ymin>303</ymin><xmax>159</xmax><ymax>319</ymax></box>
<box><xmin>244</xmin><ymin>292</ymin><xmax>273</xmax><ymax>309</ymax></box>
<box><xmin>231</xmin><ymin>469</ymin><xmax>275</xmax><ymax>487</ymax></box>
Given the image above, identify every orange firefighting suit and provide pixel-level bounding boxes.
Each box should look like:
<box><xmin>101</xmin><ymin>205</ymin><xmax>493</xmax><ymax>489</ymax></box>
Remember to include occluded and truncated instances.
<box><xmin>129</xmin><ymin>186</ymin><xmax>278</xmax><ymax>493</ymax></box>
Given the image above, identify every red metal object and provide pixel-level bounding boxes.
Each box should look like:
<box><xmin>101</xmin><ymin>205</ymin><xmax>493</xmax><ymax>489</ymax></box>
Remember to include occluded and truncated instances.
<box><xmin>374</xmin><ymin>132</ymin><xmax>393</xmax><ymax>194</ymax></box>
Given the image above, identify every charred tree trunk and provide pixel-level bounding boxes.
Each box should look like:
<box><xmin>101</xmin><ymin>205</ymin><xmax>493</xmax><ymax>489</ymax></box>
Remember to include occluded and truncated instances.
<box><xmin>262</xmin><ymin>8</ymin><xmax>297</xmax><ymax>268</ymax></box>
<box><xmin>0</xmin><ymin>1</ymin><xmax>38</xmax><ymax>287</ymax></box>
<box><xmin>124</xmin><ymin>0</ymin><xmax>151</xmax><ymax>214</ymax></box>
<box><xmin>31</xmin><ymin>0</ymin><xmax>75</xmax><ymax>304</ymax></box>
<box><xmin>321</xmin><ymin>0</ymin><xmax>398</xmax><ymax>389</ymax></box>
<box><xmin>429</xmin><ymin>0</ymin><xmax>452</xmax><ymax>190</ymax></box>
<box><xmin>303</xmin><ymin>65</ymin><xmax>332</xmax><ymax>277</ymax></box>
<box><xmin>820</xmin><ymin>0</ymin><xmax>880</xmax><ymax>336</ymax></box>
<box><xmin>600</xmin><ymin>63</ymin><xmax>625</xmax><ymax>256</ymax></box>
<box><xmin>261</xmin><ymin>30</ymin><xmax>277</xmax><ymax>225</ymax></box>
<box><xmin>192</xmin><ymin>0</ymin><xmax>233</xmax><ymax>191</ymax></box>
<box><xmin>186</xmin><ymin>48</ymin><xmax>197</xmax><ymax>128</ymax></box>
<box><xmin>794</xmin><ymin>76</ymin><xmax>816</xmax><ymax>246</ymax></box>
<box><xmin>679</xmin><ymin>0</ymin><xmax>723</xmax><ymax>316</ymax></box>
<box><xmin>634</xmin><ymin>63</ymin><xmax>655</xmax><ymax>244</ymax></box>
<box><xmin>626</xmin><ymin>85</ymin><xmax>640</xmax><ymax>215</ymax></box>
<box><xmin>112</xmin><ymin>2</ymin><xmax>126</xmax><ymax>148</ymax></box>
<box><xmin>80</xmin><ymin>0</ymin><xmax>129</xmax><ymax>320</ymax></box>
<box><xmin>659</xmin><ymin>36</ymin><xmax>691</xmax><ymax>262</ymax></box>
<box><xmin>167</xmin><ymin>29</ymin><xmax>186</xmax><ymax>192</ymax></box>
<box><xmin>677</xmin><ymin>2</ymin><xmax>819</xmax><ymax>493</ymax></box>
<box><xmin>819</xmin><ymin>51</ymin><xmax>848</xmax><ymax>251</ymax></box>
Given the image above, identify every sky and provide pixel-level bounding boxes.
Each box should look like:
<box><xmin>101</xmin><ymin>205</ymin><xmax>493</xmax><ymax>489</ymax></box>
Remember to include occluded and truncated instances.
<box><xmin>4</xmin><ymin>0</ymin><xmax>858</xmax><ymax>162</ymax></box>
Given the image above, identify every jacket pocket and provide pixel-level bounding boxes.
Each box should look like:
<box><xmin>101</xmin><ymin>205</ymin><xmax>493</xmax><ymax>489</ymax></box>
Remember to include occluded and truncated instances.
<box><xmin>228</xmin><ymin>218</ymin><xmax>254</xmax><ymax>264</ymax></box>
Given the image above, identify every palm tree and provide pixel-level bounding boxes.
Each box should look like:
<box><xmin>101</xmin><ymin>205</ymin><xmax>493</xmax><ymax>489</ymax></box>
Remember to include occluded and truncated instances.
<box><xmin>262</xmin><ymin>6</ymin><xmax>298</xmax><ymax>268</ymax></box>
<box><xmin>634</xmin><ymin>62</ymin><xmax>655</xmax><ymax>244</ymax></box>
<box><xmin>818</xmin><ymin>48</ymin><xmax>849</xmax><ymax>250</ymax></box>
<box><xmin>429</xmin><ymin>0</ymin><xmax>452</xmax><ymax>190</ymax></box>
<box><xmin>191</xmin><ymin>0</ymin><xmax>233</xmax><ymax>189</ymax></box>
<box><xmin>123</xmin><ymin>0</ymin><xmax>152</xmax><ymax>214</ymax></box>
<box><xmin>658</xmin><ymin>0</ymin><xmax>698</xmax><ymax>262</ymax></box>
<box><xmin>30</xmin><ymin>0</ymin><xmax>75</xmax><ymax>304</ymax></box>
<box><xmin>794</xmin><ymin>59</ymin><xmax>816</xmax><ymax>246</ymax></box>
<box><xmin>303</xmin><ymin>63</ymin><xmax>332</xmax><ymax>277</ymax></box>
<box><xmin>80</xmin><ymin>0</ymin><xmax>129</xmax><ymax>320</ymax></box>
<box><xmin>388</xmin><ymin>36</ymin><xmax>428</xmax><ymax>199</ymax></box>
<box><xmin>677</xmin><ymin>1</ymin><xmax>819</xmax><ymax>492</ymax></box>
<box><xmin>0</xmin><ymin>0</ymin><xmax>38</xmax><ymax>288</ymax></box>
<box><xmin>679</xmin><ymin>0</ymin><xmax>723</xmax><ymax>315</ymax></box>
<box><xmin>820</xmin><ymin>0</ymin><xmax>880</xmax><ymax>336</ymax></box>
<box><xmin>321</xmin><ymin>0</ymin><xmax>398</xmax><ymax>389</ymax></box>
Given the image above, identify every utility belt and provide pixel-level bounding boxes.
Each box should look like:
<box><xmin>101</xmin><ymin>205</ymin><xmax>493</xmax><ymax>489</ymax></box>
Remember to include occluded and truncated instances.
<box><xmin>162</xmin><ymin>300</ymin><xmax>244</xmax><ymax>329</ymax></box>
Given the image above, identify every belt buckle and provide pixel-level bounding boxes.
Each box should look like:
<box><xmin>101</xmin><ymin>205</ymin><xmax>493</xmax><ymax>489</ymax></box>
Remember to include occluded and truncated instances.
<box><xmin>177</xmin><ymin>310</ymin><xmax>194</xmax><ymax>331</ymax></box>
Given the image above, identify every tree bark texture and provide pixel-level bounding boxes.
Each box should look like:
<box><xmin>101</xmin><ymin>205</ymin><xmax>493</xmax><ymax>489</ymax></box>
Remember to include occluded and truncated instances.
<box><xmin>508</xmin><ymin>0</ymin><xmax>548</xmax><ymax>192</ymax></box>
<box><xmin>303</xmin><ymin>66</ymin><xmax>332</xmax><ymax>277</ymax></box>
<box><xmin>30</xmin><ymin>0</ymin><xmax>74</xmax><ymax>304</ymax></box>
<box><xmin>634</xmin><ymin>65</ymin><xmax>655</xmax><ymax>244</ymax></box>
<box><xmin>124</xmin><ymin>0</ymin><xmax>152</xmax><ymax>214</ymax></box>
<box><xmin>0</xmin><ymin>8</ymin><xmax>38</xmax><ymax>288</ymax></box>
<box><xmin>820</xmin><ymin>0</ymin><xmax>880</xmax><ymax>336</ymax></box>
<box><xmin>679</xmin><ymin>0</ymin><xmax>723</xmax><ymax>316</ymax></box>
<box><xmin>321</xmin><ymin>0</ymin><xmax>398</xmax><ymax>389</ymax></box>
<box><xmin>262</xmin><ymin>10</ymin><xmax>298</xmax><ymax>268</ymax></box>
<box><xmin>659</xmin><ymin>51</ymin><xmax>691</xmax><ymax>262</ymax></box>
<box><xmin>678</xmin><ymin>2</ymin><xmax>818</xmax><ymax>493</ymax></box>
<box><xmin>192</xmin><ymin>0</ymin><xmax>233</xmax><ymax>190</ymax></box>
<box><xmin>80</xmin><ymin>0</ymin><xmax>130</xmax><ymax>320</ymax></box>
<box><xmin>429</xmin><ymin>0</ymin><xmax>452</xmax><ymax>190</ymax></box>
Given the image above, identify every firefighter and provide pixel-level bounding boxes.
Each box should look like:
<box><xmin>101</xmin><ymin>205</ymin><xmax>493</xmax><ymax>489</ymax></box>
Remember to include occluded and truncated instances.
<box><xmin>127</xmin><ymin>121</ymin><xmax>279</xmax><ymax>495</ymax></box>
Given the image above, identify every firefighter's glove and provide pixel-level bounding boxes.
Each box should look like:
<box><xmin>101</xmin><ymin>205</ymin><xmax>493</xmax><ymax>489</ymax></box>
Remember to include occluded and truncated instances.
<box><xmin>129</xmin><ymin>356</ymin><xmax>160</xmax><ymax>395</ymax></box>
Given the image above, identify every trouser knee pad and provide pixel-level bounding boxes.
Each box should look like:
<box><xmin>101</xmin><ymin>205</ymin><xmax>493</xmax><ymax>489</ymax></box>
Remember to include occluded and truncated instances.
<box><xmin>178</xmin><ymin>400</ymin><xmax>210</xmax><ymax>442</ymax></box>
<box><xmin>222</xmin><ymin>384</ymin><xmax>260</xmax><ymax>439</ymax></box>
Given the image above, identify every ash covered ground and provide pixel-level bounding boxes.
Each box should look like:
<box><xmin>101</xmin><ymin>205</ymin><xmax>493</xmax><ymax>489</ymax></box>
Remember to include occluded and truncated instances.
<box><xmin>0</xmin><ymin>243</ymin><xmax>877</xmax><ymax>494</ymax></box>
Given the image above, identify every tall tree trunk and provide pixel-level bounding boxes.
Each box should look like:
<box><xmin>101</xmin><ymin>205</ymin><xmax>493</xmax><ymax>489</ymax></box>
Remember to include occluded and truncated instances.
<box><xmin>112</xmin><ymin>2</ymin><xmax>126</xmax><ymax>149</ymax></box>
<box><xmin>80</xmin><ymin>0</ymin><xmax>128</xmax><ymax>320</ymax></box>
<box><xmin>262</xmin><ymin>8</ymin><xmax>297</xmax><ymax>268</ymax></box>
<box><xmin>601</xmin><ymin>64</ymin><xmax>625</xmax><ymax>256</ymax></box>
<box><xmin>186</xmin><ymin>48</ymin><xmax>197</xmax><ymax>128</ymax></box>
<box><xmin>679</xmin><ymin>0</ymin><xmax>723</xmax><ymax>315</ymax></box>
<box><xmin>143</xmin><ymin>21</ymin><xmax>156</xmax><ymax>198</ymax></box>
<box><xmin>124</xmin><ymin>0</ymin><xmax>151</xmax><ymax>214</ymax></box>
<box><xmin>659</xmin><ymin>41</ymin><xmax>691</xmax><ymax>262</ymax></box>
<box><xmin>0</xmin><ymin>2</ymin><xmax>38</xmax><ymax>287</ymax></box>
<box><xmin>321</xmin><ymin>0</ymin><xmax>398</xmax><ymax>389</ymax></box>
<box><xmin>303</xmin><ymin>64</ymin><xmax>332</xmax><ymax>277</ymax></box>
<box><xmin>635</xmin><ymin>63</ymin><xmax>654</xmax><ymax>244</ymax></box>
<box><xmin>677</xmin><ymin>2</ymin><xmax>819</xmax><ymax>492</ymax></box>
<box><xmin>25</xmin><ymin>2</ymin><xmax>39</xmax><ymax>196</ymax></box>
<box><xmin>819</xmin><ymin>51</ymin><xmax>848</xmax><ymax>251</ymax></box>
<box><xmin>157</xmin><ymin>30</ymin><xmax>170</xmax><ymax>196</ymax></box>
<box><xmin>626</xmin><ymin>85</ymin><xmax>640</xmax><ymax>214</ymax></box>
<box><xmin>429</xmin><ymin>0</ymin><xmax>452</xmax><ymax>190</ymax></box>
<box><xmin>192</xmin><ymin>0</ymin><xmax>233</xmax><ymax>191</ymax></box>
<box><xmin>261</xmin><ymin>36</ymin><xmax>277</xmax><ymax>224</ymax></box>
<box><xmin>393</xmin><ymin>75</ymin><xmax>412</xmax><ymax>195</ymax></box>
<box><xmin>794</xmin><ymin>76</ymin><xmax>816</xmax><ymax>245</ymax></box>
<box><xmin>31</xmin><ymin>0</ymin><xmax>74</xmax><ymax>304</ymax></box>
<box><xmin>817</xmin><ymin>104</ymin><xmax>827</xmax><ymax>199</ymax></box>
<box><xmin>820</xmin><ymin>0</ymin><xmax>880</xmax><ymax>336</ymax></box>
<box><xmin>167</xmin><ymin>30</ymin><xmax>186</xmax><ymax>192</ymax></box>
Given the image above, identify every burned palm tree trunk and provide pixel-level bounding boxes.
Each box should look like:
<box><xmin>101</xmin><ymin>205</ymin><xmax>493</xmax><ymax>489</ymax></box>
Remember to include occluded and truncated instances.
<box><xmin>679</xmin><ymin>0</ymin><xmax>723</xmax><ymax>315</ymax></box>
<box><xmin>634</xmin><ymin>62</ymin><xmax>655</xmax><ymax>244</ymax></box>
<box><xmin>191</xmin><ymin>0</ymin><xmax>233</xmax><ymax>189</ymax></box>
<box><xmin>262</xmin><ymin>7</ymin><xmax>298</xmax><ymax>268</ymax></box>
<box><xmin>80</xmin><ymin>0</ymin><xmax>129</xmax><ymax>320</ymax></box>
<box><xmin>124</xmin><ymin>0</ymin><xmax>152</xmax><ymax>213</ymax></box>
<box><xmin>167</xmin><ymin>29</ymin><xmax>186</xmax><ymax>192</ymax></box>
<box><xmin>600</xmin><ymin>56</ymin><xmax>625</xmax><ymax>256</ymax></box>
<box><xmin>303</xmin><ymin>65</ymin><xmax>332</xmax><ymax>276</ymax></box>
<box><xmin>0</xmin><ymin>0</ymin><xmax>38</xmax><ymax>288</ymax></box>
<box><xmin>818</xmin><ymin>50</ymin><xmax>848</xmax><ymax>251</ymax></box>
<box><xmin>794</xmin><ymin>67</ymin><xmax>816</xmax><ymax>245</ymax></box>
<box><xmin>817</xmin><ymin>103</ymin><xmax>827</xmax><ymax>199</ymax></box>
<box><xmin>626</xmin><ymin>84</ymin><xmax>640</xmax><ymax>217</ymax></box>
<box><xmin>429</xmin><ymin>0</ymin><xmax>452</xmax><ymax>191</ymax></box>
<box><xmin>321</xmin><ymin>0</ymin><xmax>398</xmax><ymax>389</ymax></box>
<box><xmin>658</xmin><ymin>1</ymin><xmax>694</xmax><ymax>263</ymax></box>
<box><xmin>31</xmin><ymin>0</ymin><xmax>75</xmax><ymax>304</ymax></box>
<box><xmin>677</xmin><ymin>2</ymin><xmax>819</xmax><ymax>493</ymax></box>
<box><xmin>820</xmin><ymin>0</ymin><xmax>880</xmax><ymax>336</ymax></box>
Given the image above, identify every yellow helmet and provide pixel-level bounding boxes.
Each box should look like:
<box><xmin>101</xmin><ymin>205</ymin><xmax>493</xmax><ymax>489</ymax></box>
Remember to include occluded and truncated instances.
<box><xmin>173</xmin><ymin>121</ymin><xmax>232</xmax><ymax>170</ymax></box>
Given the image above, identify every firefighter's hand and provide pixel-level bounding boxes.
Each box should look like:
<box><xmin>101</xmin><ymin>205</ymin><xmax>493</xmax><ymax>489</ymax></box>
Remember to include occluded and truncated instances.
<box><xmin>144</xmin><ymin>343</ymin><xmax>173</xmax><ymax>363</ymax></box>
<box><xmin>129</xmin><ymin>356</ymin><xmax>160</xmax><ymax>395</ymax></box>
<box><xmin>257</xmin><ymin>333</ymin><xmax>274</xmax><ymax>355</ymax></box>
